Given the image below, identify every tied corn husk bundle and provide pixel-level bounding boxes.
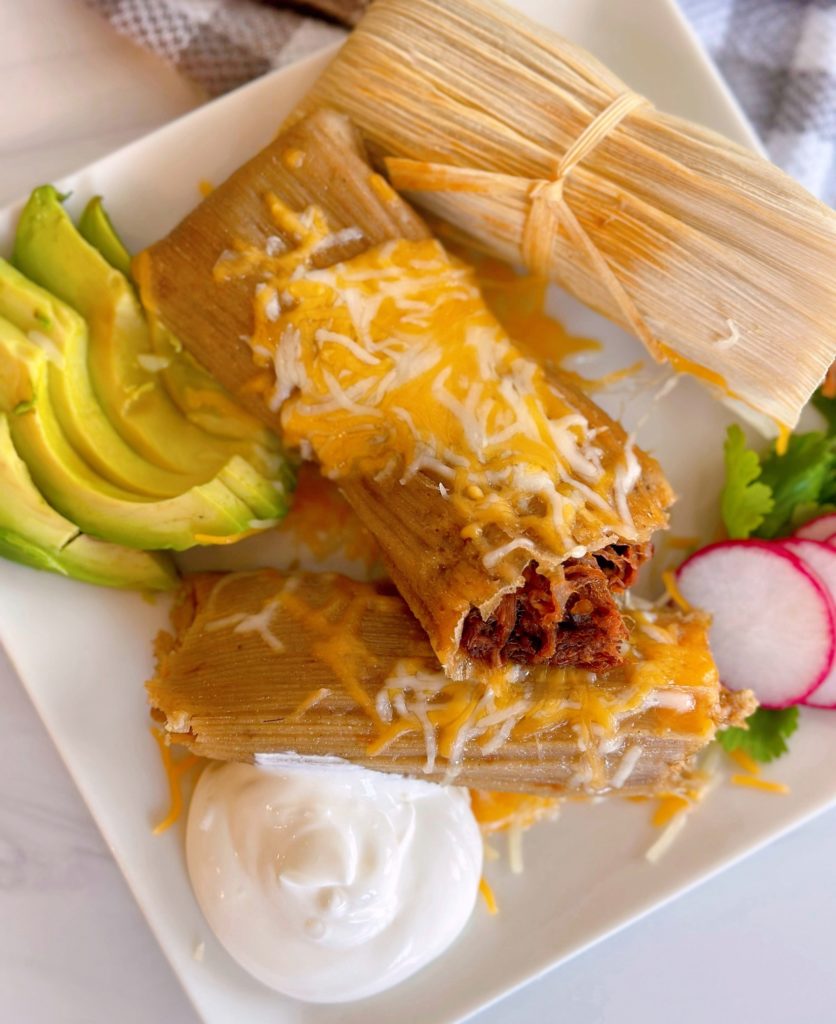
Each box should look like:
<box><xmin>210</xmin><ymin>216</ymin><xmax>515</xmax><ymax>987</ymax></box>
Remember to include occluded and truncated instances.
<box><xmin>297</xmin><ymin>0</ymin><xmax>836</xmax><ymax>428</ymax></box>
<box><xmin>148</xmin><ymin>570</ymin><xmax>755</xmax><ymax>796</ymax></box>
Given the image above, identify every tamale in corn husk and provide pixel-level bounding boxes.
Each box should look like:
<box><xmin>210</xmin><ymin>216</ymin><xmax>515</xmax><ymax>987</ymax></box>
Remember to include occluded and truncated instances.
<box><xmin>135</xmin><ymin>112</ymin><xmax>428</xmax><ymax>418</ymax></box>
<box><xmin>295</xmin><ymin>0</ymin><xmax>836</xmax><ymax>429</ymax></box>
<box><xmin>148</xmin><ymin>570</ymin><xmax>755</xmax><ymax>797</ymax></box>
<box><xmin>138</xmin><ymin>110</ymin><xmax>673</xmax><ymax>680</ymax></box>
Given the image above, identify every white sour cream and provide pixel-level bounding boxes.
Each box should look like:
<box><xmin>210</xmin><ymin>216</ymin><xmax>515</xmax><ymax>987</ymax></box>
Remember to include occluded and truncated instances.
<box><xmin>186</xmin><ymin>760</ymin><xmax>483</xmax><ymax>1003</ymax></box>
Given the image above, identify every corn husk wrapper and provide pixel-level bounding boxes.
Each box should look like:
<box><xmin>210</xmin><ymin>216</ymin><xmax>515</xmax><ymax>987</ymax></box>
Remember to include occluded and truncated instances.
<box><xmin>135</xmin><ymin>112</ymin><xmax>428</xmax><ymax>417</ymax></box>
<box><xmin>296</xmin><ymin>0</ymin><xmax>836</xmax><ymax>428</ymax></box>
<box><xmin>148</xmin><ymin>570</ymin><xmax>755</xmax><ymax>797</ymax></box>
<box><xmin>139</xmin><ymin>111</ymin><xmax>673</xmax><ymax>681</ymax></box>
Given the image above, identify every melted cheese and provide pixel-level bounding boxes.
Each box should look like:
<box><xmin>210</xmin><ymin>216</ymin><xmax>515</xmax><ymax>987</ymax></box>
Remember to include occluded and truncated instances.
<box><xmin>220</xmin><ymin>197</ymin><xmax>645</xmax><ymax>558</ymax></box>
<box><xmin>469</xmin><ymin>790</ymin><xmax>560</xmax><ymax>835</ymax></box>
<box><xmin>191</xmin><ymin>574</ymin><xmax>722</xmax><ymax>794</ymax></box>
<box><xmin>353</xmin><ymin>601</ymin><xmax>716</xmax><ymax>790</ymax></box>
<box><xmin>278</xmin><ymin>463</ymin><xmax>381</xmax><ymax>569</ymax></box>
<box><xmin>151</xmin><ymin>728</ymin><xmax>201</xmax><ymax>834</ymax></box>
<box><xmin>466</xmin><ymin>254</ymin><xmax>600</xmax><ymax>370</ymax></box>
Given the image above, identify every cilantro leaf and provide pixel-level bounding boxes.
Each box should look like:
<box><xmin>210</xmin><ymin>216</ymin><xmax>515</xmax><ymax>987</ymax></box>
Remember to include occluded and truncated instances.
<box><xmin>718</xmin><ymin>706</ymin><xmax>799</xmax><ymax>763</ymax></box>
<box><xmin>812</xmin><ymin>387</ymin><xmax>836</xmax><ymax>437</ymax></box>
<box><xmin>755</xmin><ymin>432</ymin><xmax>836</xmax><ymax>538</ymax></box>
<box><xmin>720</xmin><ymin>425</ymin><xmax>773</xmax><ymax>539</ymax></box>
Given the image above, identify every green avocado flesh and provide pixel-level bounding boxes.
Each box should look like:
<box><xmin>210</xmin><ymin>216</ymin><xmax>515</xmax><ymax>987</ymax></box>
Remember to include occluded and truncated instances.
<box><xmin>77</xmin><ymin>196</ymin><xmax>133</xmax><ymax>278</ymax></box>
<box><xmin>0</xmin><ymin>258</ymin><xmax>203</xmax><ymax>497</ymax></box>
<box><xmin>0</xmin><ymin>315</ymin><xmax>263</xmax><ymax>551</ymax></box>
<box><xmin>78</xmin><ymin>194</ymin><xmax>283</xmax><ymax>458</ymax></box>
<box><xmin>12</xmin><ymin>186</ymin><xmax>280</xmax><ymax>481</ymax></box>
<box><xmin>0</xmin><ymin>414</ymin><xmax>176</xmax><ymax>590</ymax></box>
<box><xmin>0</xmin><ymin>186</ymin><xmax>295</xmax><ymax>586</ymax></box>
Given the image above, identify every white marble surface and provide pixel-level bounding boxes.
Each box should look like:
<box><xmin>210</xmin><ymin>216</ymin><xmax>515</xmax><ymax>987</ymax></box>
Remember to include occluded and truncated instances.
<box><xmin>1</xmin><ymin>2</ymin><xmax>835</xmax><ymax>1022</ymax></box>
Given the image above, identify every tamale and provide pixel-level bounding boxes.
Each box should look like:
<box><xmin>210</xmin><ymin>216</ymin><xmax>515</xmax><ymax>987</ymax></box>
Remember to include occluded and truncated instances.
<box><xmin>148</xmin><ymin>570</ymin><xmax>755</xmax><ymax>797</ymax></box>
<box><xmin>139</xmin><ymin>110</ymin><xmax>673</xmax><ymax>680</ymax></box>
<box><xmin>296</xmin><ymin>0</ymin><xmax>836</xmax><ymax>429</ymax></box>
<box><xmin>135</xmin><ymin>112</ymin><xmax>428</xmax><ymax>419</ymax></box>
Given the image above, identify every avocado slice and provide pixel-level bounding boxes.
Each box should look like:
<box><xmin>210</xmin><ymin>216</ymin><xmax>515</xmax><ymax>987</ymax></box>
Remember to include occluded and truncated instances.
<box><xmin>80</xmin><ymin>196</ymin><xmax>283</xmax><ymax>454</ymax></box>
<box><xmin>218</xmin><ymin>452</ymin><xmax>295</xmax><ymax>522</ymax></box>
<box><xmin>0</xmin><ymin>259</ymin><xmax>204</xmax><ymax>497</ymax></box>
<box><xmin>12</xmin><ymin>186</ymin><xmax>249</xmax><ymax>477</ymax></box>
<box><xmin>78</xmin><ymin>196</ymin><xmax>133</xmax><ymax>278</ymax></box>
<box><xmin>0</xmin><ymin>413</ymin><xmax>176</xmax><ymax>589</ymax></box>
<box><xmin>0</xmin><ymin>315</ymin><xmax>261</xmax><ymax>550</ymax></box>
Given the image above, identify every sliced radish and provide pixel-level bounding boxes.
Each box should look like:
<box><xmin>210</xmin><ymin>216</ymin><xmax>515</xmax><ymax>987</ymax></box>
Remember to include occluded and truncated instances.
<box><xmin>780</xmin><ymin>539</ymin><xmax>836</xmax><ymax>708</ymax></box>
<box><xmin>795</xmin><ymin>514</ymin><xmax>836</xmax><ymax>545</ymax></box>
<box><xmin>676</xmin><ymin>540</ymin><xmax>835</xmax><ymax>708</ymax></box>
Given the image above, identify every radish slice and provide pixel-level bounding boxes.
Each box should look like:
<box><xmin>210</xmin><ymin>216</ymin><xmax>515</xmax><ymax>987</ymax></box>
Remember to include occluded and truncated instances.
<box><xmin>676</xmin><ymin>540</ymin><xmax>835</xmax><ymax>708</ymax></box>
<box><xmin>795</xmin><ymin>514</ymin><xmax>836</xmax><ymax>545</ymax></box>
<box><xmin>780</xmin><ymin>539</ymin><xmax>836</xmax><ymax>708</ymax></box>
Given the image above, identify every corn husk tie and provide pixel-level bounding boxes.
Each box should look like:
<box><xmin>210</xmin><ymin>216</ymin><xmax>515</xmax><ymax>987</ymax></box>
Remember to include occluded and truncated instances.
<box><xmin>388</xmin><ymin>91</ymin><xmax>662</xmax><ymax>361</ymax></box>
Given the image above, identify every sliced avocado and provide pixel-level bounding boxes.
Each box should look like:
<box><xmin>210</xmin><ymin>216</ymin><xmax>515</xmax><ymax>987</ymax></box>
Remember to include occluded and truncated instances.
<box><xmin>218</xmin><ymin>453</ymin><xmax>295</xmax><ymax>521</ymax></box>
<box><xmin>78</xmin><ymin>196</ymin><xmax>133</xmax><ymax>278</ymax></box>
<box><xmin>149</xmin><ymin>317</ymin><xmax>285</xmax><ymax>451</ymax></box>
<box><xmin>81</xmin><ymin>196</ymin><xmax>284</xmax><ymax>454</ymax></box>
<box><xmin>12</xmin><ymin>186</ymin><xmax>247</xmax><ymax>477</ymax></box>
<box><xmin>0</xmin><ymin>413</ymin><xmax>176</xmax><ymax>589</ymax></box>
<box><xmin>0</xmin><ymin>315</ymin><xmax>260</xmax><ymax>551</ymax></box>
<box><xmin>0</xmin><ymin>259</ymin><xmax>204</xmax><ymax>498</ymax></box>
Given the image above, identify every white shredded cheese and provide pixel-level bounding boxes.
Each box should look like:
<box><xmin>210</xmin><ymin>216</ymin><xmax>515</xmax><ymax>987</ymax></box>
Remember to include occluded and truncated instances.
<box><xmin>482</xmin><ymin>537</ymin><xmax>536</xmax><ymax>570</ymax></box>
<box><xmin>610</xmin><ymin>744</ymin><xmax>642</xmax><ymax>789</ymax></box>
<box><xmin>645</xmin><ymin>810</ymin><xmax>688</xmax><ymax>863</ymax></box>
<box><xmin>714</xmin><ymin>318</ymin><xmax>741</xmax><ymax>350</ymax></box>
<box><xmin>649</xmin><ymin>689</ymin><xmax>696</xmax><ymax>713</ymax></box>
<box><xmin>508</xmin><ymin>825</ymin><xmax>524</xmax><ymax>875</ymax></box>
<box><xmin>136</xmin><ymin>353</ymin><xmax>171</xmax><ymax>373</ymax></box>
<box><xmin>265</xmin><ymin>235</ymin><xmax>286</xmax><ymax>256</ymax></box>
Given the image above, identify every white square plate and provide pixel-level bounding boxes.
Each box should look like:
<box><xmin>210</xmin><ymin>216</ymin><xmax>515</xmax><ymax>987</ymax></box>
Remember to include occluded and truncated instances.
<box><xmin>2</xmin><ymin>3</ymin><xmax>834</xmax><ymax>1023</ymax></box>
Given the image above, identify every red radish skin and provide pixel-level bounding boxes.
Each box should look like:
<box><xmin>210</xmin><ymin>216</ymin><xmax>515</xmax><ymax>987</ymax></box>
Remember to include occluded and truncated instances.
<box><xmin>795</xmin><ymin>514</ymin><xmax>836</xmax><ymax>545</ymax></box>
<box><xmin>780</xmin><ymin>539</ymin><xmax>836</xmax><ymax>709</ymax></box>
<box><xmin>676</xmin><ymin>540</ymin><xmax>836</xmax><ymax>709</ymax></box>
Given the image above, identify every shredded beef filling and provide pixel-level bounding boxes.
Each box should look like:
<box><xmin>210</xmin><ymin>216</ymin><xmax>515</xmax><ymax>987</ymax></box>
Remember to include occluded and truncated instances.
<box><xmin>460</xmin><ymin>543</ymin><xmax>651</xmax><ymax>672</ymax></box>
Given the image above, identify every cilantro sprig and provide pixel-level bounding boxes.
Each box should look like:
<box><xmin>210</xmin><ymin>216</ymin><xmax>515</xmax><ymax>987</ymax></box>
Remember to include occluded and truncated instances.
<box><xmin>720</xmin><ymin>417</ymin><xmax>836</xmax><ymax>544</ymax></box>
<box><xmin>720</xmin><ymin>425</ymin><xmax>773</xmax><ymax>539</ymax></box>
<box><xmin>717</xmin><ymin>707</ymin><xmax>799</xmax><ymax>764</ymax></box>
<box><xmin>714</xmin><ymin>390</ymin><xmax>836</xmax><ymax>762</ymax></box>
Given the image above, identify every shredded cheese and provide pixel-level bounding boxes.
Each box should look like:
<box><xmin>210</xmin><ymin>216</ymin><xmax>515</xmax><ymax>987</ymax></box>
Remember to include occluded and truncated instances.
<box><xmin>728</xmin><ymin>748</ymin><xmax>761</xmax><ymax>776</ymax></box>
<box><xmin>645</xmin><ymin>809</ymin><xmax>688</xmax><ymax>863</ymax></box>
<box><xmin>730</xmin><ymin>774</ymin><xmax>789</xmax><ymax>795</ymax></box>
<box><xmin>652</xmin><ymin>794</ymin><xmax>689</xmax><ymax>827</ymax></box>
<box><xmin>508</xmin><ymin>825</ymin><xmax>524</xmax><ymax>875</ymax></box>
<box><xmin>479</xmin><ymin>876</ymin><xmax>499</xmax><ymax>915</ymax></box>
<box><xmin>220</xmin><ymin>195</ymin><xmax>647</xmax><ymax>567</ymax></box>
<box><xmin>351</xmin><ymin>607</ymin><xmax>719</xmax><ymax>789</ymax></box>
<box><xmin>714</xmin><ymin>318</ymin><xmax>741</xmax><ymax>350</ymax></box>
<box><xmin>662</xmin><ymin>570</ymin><xmax>691</xmax><ymax>612</ymax></box>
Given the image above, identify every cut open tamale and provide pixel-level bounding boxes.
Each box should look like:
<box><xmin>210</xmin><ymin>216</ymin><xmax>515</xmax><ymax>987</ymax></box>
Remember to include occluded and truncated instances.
<box><xmin>294</xmin><ymin>0</ymin><xmax>836</xmax><ymax>430</ymax></box>
<box><xmin>138</xmin><ymin>110</ymin><xmax>673</xmax><ymax>680</ymax></box>
<box><xmin>148</xmin><ymin>570</ymin><xmax>755</xmax><ymax>797</ymax></box>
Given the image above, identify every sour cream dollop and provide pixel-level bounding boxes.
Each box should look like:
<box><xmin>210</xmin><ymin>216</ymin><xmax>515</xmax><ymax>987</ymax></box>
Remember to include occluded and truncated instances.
<box><xmin>186</xmin><ymin>759</ymin><xmax>483</xmax><ymax>1003</ymax></box>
